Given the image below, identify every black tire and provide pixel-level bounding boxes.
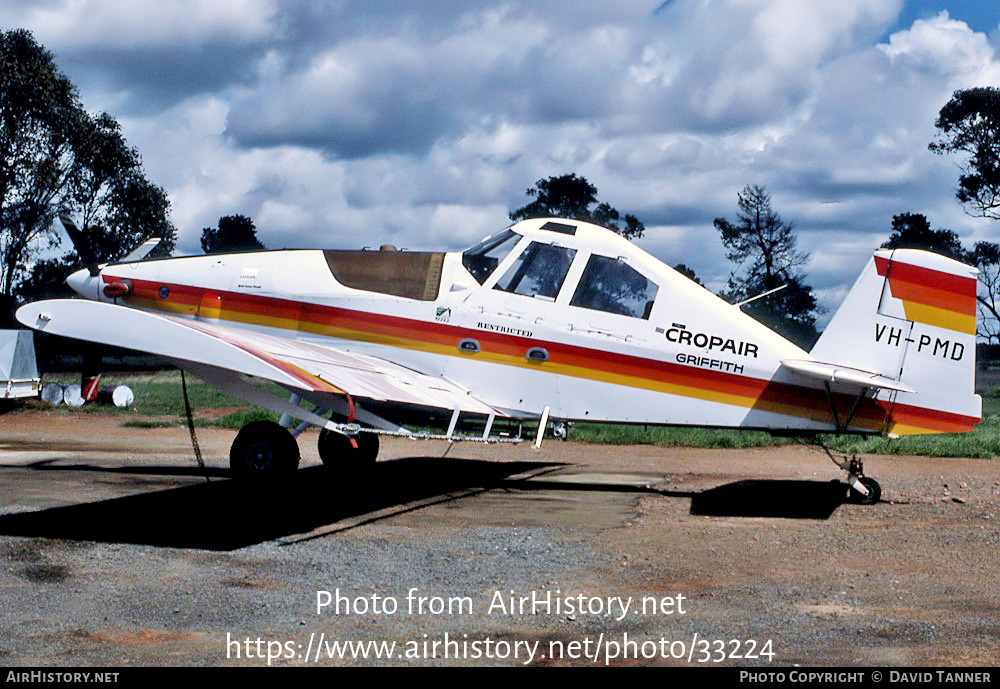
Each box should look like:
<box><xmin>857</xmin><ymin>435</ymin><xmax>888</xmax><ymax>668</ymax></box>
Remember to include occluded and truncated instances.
<box><xmin>848</xmin><ymin>476</ymin><xmax>881</xmax><ymax>505</ymax></box>
<box><xmin>230</xmin><ymin>420</ymin><xmax>300</xmax><ymax>478</ymax></box>
<box><xmin>317</xmin><ymin>428</ymin><xmax>379</xmax><ymax>472</ymax></box>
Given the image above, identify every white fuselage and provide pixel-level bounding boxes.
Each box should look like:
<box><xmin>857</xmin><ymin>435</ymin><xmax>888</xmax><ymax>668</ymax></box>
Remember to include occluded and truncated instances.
<box><xmin>76</xmin><ymin>219</ymin><xmax>848</xmax><ymax>431</ymax></box>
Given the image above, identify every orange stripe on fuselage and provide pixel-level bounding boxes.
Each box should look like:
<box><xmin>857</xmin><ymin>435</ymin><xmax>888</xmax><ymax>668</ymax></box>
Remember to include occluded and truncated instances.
<box><xmin>105</xmin><ymin>274</ymin><xmax>977</xmax><ymax>435</ymax></box>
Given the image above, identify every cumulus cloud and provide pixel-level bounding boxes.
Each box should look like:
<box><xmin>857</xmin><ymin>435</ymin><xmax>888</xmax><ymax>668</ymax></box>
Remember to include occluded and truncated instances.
<box><xmin>221</xmin><ymin>1</ymin><xmax>906</xmax><ymax>156</ymax></box>
<box><xmin>1</xmin><ymin>0</ymin><xmax>280</xmax><ymax>108</ymax></box>
<box><xmin>880</xmin><ymin>9</ymin><xmax>998</xmax><ymax>72</ymax></box>
<box><xmin>6</xmin><ymin>1</ymin><xmax>1000</xmax><ymax>323</ymax></box>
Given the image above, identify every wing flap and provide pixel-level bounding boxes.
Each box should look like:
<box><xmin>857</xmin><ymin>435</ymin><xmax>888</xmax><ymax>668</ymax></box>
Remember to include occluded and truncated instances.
<box><xmin>16</xmin><ymin>299</ymin><xmax>496</xmax><ymax>415</ymax></box>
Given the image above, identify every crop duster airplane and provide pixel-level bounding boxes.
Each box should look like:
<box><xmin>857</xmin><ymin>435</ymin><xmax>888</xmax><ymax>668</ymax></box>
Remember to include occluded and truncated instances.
<box><xmin>16</xmin><ymin>216</ymin><xmax>982</xmax><ymax>504</ymax></box>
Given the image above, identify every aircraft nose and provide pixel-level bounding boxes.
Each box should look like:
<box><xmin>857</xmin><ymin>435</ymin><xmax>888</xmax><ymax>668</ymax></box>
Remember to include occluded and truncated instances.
<box><xmin>66</xmin><ymin>267</ymin><xmax>101</xmax><ymax>300</ymax></box>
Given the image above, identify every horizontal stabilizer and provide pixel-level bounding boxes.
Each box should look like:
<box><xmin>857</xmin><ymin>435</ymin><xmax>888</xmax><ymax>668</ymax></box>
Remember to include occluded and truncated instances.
<box><xmin>780</xmin><ymin>359</ymin><xmax>915</xmax><ymax>393</ymax></box>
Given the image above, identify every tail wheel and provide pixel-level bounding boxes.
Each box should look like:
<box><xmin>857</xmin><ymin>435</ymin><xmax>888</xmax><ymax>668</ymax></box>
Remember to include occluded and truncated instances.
<box><xmin>230</xmin><ymin>420</ymin><xmax>300</xmax><ymax>478</ymax></box>
<box><xmin>848</xmin><ymin>476</ymin><xmax>881</xmax><ymax>505</ymax></box>
<box><xmin>317</xmin><ymin>428</ymin><xmax>379</xmax><ymax>472</ymax></box>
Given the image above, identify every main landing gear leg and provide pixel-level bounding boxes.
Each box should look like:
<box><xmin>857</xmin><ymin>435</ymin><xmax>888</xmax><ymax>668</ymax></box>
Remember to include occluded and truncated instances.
<box><xmin>818</xmin><ymin>441</ymin><xmax>882</xmax><ymax>505</ymax></box>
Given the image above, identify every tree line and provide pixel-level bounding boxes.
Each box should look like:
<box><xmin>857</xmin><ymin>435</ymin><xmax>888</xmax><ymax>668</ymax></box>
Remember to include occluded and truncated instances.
<box><xmin>1</xmin><ymin>29</ymin><xmax>176</xmax><ymax>311</ymax></box>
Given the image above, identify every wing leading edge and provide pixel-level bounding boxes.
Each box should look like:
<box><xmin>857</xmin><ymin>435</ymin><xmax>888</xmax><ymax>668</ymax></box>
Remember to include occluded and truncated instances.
<box><xmin>15</xmin><ymin>299</ymin><xmax>497</xmax><ymax>416</ymax></box>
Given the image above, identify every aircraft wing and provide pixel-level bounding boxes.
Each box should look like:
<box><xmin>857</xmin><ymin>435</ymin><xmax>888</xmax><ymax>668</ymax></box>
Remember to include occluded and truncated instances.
<box><xmin>16</xmin><ymin>299</ymin><xmax>497</xmax><ymax>415</ymax></box>
<box><xmin>780</xmin><ymin>359</ymin><xmax>916</xmax><ymax>394</ymax></box>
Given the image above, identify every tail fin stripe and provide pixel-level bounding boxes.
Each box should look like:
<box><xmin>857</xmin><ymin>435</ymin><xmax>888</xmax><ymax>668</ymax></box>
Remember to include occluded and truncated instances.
<box><xmin>883</xmin><ymin>281</ymin><xmax>976</xmax><ymax>313</ymax></box>
<box><xmin>875</xmin><ymin>255</ymin><xmax>977</xmax><ymax>333</ymax></box>
<box><xmin>874</xmin><ymin>255</ymin><xmax>976</xmax><ymax>297</ymax></box>
<box><xmin>900</xmin><ymin>302</ymin><xmax>976</xmax><ymax>335</ymax></box>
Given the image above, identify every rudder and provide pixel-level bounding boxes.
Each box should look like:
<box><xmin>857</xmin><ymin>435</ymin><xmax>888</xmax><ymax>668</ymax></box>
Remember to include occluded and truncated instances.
<box><xmin>811</xmin><ymin>248</ymin><xmax>981</xmax><ymax>436</ymax></box>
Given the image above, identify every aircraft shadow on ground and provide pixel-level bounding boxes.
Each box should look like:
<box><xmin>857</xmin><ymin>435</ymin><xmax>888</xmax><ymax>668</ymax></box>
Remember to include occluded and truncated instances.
<box><xmin>0</xmin><ymin>458</ymin><xmax>563</xmax><ymax>551</ymax></box>
<box><xmin>13</xmin><ymin>459</ymin><xmax>233</xmax><ymax>478</ymax></box>
<box><xmin>685</xmin><ymin>479</ymin><xmax>850</xmax><ymax>519</ymax></box>
<box><xmin>0</xmin><ymin>463</ymin><xmax>856</xmax><ymax>550</ymax></box>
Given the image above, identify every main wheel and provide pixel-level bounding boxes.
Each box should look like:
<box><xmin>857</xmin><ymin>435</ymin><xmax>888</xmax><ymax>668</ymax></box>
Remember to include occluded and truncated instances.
<box><xmin>317</xmin><ymin>428</ymin><xmax>379</xmax><ymax>473</ymax></box>
<box><xmin>848</xmin><ymin>476</ymin><xmax>881</xmax><ymax>505</ymax></box>
<box><xmin>230</xmin><ymin>420</ymin><xmax>300</xmax><ymax>479</ymax></box>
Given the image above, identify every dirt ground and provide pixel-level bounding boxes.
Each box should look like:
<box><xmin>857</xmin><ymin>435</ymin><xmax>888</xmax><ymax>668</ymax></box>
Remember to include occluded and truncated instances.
<box><xmin>1</xmin><ymin>410</ymin><xmax>998</xmax><ymax>667</ymax></box>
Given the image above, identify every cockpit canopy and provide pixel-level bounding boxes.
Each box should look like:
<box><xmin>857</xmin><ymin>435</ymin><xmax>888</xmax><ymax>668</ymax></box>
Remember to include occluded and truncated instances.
<box><xmin>322</xmin><ymin>218</ymin><xmax>662</xmax><ymax>320</ymax></box>
<box><xmin>325</xmin><ymin>248</ymin><xmax>445</xmax><ymax>300</ymax></box>
<box><xmin>461</xmin><ymin>229</ymin><xmax>521</xmax><ymax>284</ymax></box>
<box><xmin>461</xmin><ymin>220</ymin><xmax>660</xmax><ymax>320</ymax></box>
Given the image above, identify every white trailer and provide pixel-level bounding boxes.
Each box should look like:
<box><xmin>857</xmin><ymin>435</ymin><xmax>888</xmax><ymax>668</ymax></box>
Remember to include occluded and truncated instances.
<box><xmin>0</xmin><ymin>330</ymin><xmax>40</xmax><ymax>399</ymax></box>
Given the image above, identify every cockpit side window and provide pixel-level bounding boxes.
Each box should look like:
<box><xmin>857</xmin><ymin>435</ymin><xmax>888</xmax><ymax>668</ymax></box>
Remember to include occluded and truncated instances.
<box><xmin>570</xmin><ymin>254</ymin><xmax>658</xmax><ymax>319</ymax></box>
<box><xmin>461</xmin><ymin>230</ymin><xmax>522</xmax><ymax>285</ymax></box>
<box><xmin>494</xmin><ymin>241</ymin><xmax>577</xmax><ymax>299</ymax></box>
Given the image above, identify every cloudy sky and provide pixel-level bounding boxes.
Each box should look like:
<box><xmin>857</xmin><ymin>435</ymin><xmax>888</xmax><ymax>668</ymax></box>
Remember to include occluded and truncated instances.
<box><xmin>5</xmin><ymin>0</ymin><xmax>1000</xmax><ymax>322</ymax></box>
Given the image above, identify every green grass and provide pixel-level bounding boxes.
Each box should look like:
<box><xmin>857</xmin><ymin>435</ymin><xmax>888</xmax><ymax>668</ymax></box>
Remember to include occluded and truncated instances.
<box><xmin>821</xmin><ymin>419</ymin><xmax>1000</xmax><ymax>458</ymax></box>
<box><xmin>37</xmin><ymin>371</ymin><xmax>245</xmax><ymax>416</ymax></box>
<box><xmin>205</xmin><ymin>408</ymin><xmax>282</xmax><ymax>429</ymax></box>
<box><xmin>569</xmin><ymin>423</ymin><xmax>794</xmax><ymax>449</ymax></box>
<box><xmin>120</xmin><ymin>420</ymin><xmax>183</xmax><ymax>429</ymax></box>
<box><xmin>568</xmin><ymin>421</ymin><xmax>1000</xmax><ymax>458</ymax></box>
<box><xmin>32</xmin><ymin>371</ymin><xmax>284</xmax><ymax>428</ymax></box>
<box><xmin>568</xmin><ymin>394</ymin><xmax>1000</xmax><ymax>458</ymax></box>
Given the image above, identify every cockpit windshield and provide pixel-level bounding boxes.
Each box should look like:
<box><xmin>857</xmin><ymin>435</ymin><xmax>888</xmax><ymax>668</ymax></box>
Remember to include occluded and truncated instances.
<box><xmin>570</xmin><ymin>254</ymin><xmax>658</xmax><ymax>319</ymax></box>
<box><xmin>494</xmin><ymin>241</ymin><xmax>577</xmax><ymax>300</ymax></box>
<box><xmin>461</xmin><ymin>230</ymin><xmax>522</xmax><ymax>284</ymax></box>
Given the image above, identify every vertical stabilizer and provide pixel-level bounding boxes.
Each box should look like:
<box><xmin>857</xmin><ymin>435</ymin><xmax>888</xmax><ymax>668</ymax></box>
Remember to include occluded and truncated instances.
<box><xmin>811</xmin><ymin>249</ymin><xmax>981</xmax><ymax>436</ymax></box>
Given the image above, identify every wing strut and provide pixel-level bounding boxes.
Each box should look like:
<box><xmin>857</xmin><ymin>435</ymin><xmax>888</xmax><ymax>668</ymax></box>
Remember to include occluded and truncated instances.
<box><xmin>823</xmin><ymin>381</ymin><xmax>872</xmax><ymax>432</ymax></box>
<box><xmin>279</xmin><ymin>395</ymin><xmax>330</xmax><ymax>438</ymax></box>
<box><xmin>185</xmin><ymin>363</ymin><xmax>357</xmax><ymax>437</ymax></box>
<box><xmin>481</xmin><ymin>412</ymin><xmax>497</xmax><ymax>440</ymax></box>
<box><xmin>445</xmin><ymin>408</ymin><xmax>461</xmax><ymax>440</ymax></box>
<box><xmin>278</xmin><ymin>393</ymin><xmax>301</xmax><ymax>429</ymax></box>
<box><xmin>533</xmin><ymin>405</ymin><xmax>551</xmax><ymax>449</ymax></box>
